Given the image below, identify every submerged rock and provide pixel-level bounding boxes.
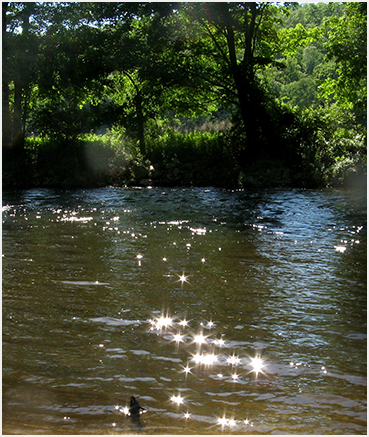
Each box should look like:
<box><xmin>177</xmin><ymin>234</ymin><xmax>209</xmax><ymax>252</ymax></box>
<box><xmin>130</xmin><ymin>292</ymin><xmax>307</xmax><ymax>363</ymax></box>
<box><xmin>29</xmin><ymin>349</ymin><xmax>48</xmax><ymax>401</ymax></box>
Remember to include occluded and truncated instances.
<box><xmin>129</xmin><ymin>395</ymin><xmax>146</xmax><ymax>419</ymax></box>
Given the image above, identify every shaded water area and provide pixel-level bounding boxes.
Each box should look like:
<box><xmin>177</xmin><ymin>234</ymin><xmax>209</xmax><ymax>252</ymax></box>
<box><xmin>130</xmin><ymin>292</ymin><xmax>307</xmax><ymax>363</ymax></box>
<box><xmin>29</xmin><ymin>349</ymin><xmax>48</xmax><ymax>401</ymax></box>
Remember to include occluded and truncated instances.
<box><xmin>2</xmin><ymin>186</ymin><xmax>367</xmax><ymax>434</ymax></box>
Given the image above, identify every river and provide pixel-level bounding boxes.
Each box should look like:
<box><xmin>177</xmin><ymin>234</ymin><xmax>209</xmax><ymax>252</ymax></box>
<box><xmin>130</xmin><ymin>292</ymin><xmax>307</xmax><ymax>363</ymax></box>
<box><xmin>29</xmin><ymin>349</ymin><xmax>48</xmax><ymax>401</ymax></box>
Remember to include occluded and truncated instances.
<box><xmin>2</xmin><ymin>186</ymin><xmax>367</xmax><ymax>434</ymax></box>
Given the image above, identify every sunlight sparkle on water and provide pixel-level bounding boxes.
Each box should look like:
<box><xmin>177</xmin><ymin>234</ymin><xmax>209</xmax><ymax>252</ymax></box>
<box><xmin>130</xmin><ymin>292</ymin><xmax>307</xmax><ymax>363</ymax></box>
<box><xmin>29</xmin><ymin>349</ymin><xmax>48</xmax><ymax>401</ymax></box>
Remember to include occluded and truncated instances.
<box><xmin>182</xmin><ymin>364</ymin><xmax>192</xmax><ymax>376</ymax></box>
<box><xmin>192</xmin><ymin>332</ymin><xmax>207</xmax><ymax>345</ymax></box>
<box><xmin>217</xmin><ymin>415</ymin><xmax>237</xmax><ymax>428</ymax></box>
<box><xmin>177</xmin><ymin>272</ymin><xmax>190</xmax><ymax>285</ymax></box>
<box><xmin>192</xmin><ymin>352</ymin><xmax>218</xmax><ymax>366</ymax></box>
<box><xmin>213</xmin><ymin>337</ymin><xmax>226</xmax><ymax>346</ymax></box>
<box><xmin>120</xmin><ymin>406</ymin><xmax>130</xmax><ymax>416</ymax></box>
<box><xmin>172</xmin><ymin>333</ymin><xmax>184</xmax><ymax>343</ymax></box>
<box><xmin>250</xmin><ymin>356</ymin><xmax>264</xmax><ymax>376</ymax></box>
<box><xmin>228</xmin><ymin>418</ymin><xmax>236</xmax><ymax>427</ymax></box>
<box><xmin>179</xmin><ymin>318</ymin><xmax>189</xmax><ymax>327</ymax></box>
<box><xmin>170</xmin><ymin>394</ymin><xmax>184</xmax><ymax>405</ymax></box>
<box><xmin>184</xmin><ymin>412</ymin><xmax>191</xmax><ymax>419</ymax></box>
<box><xmin>227</xmin><ymin>354</ymin><xmax>241</xmax><ymax>366</ymax></box>
<box><xmin>217</xmin><ymin>416</ymin><xmax>236</xmax><ymax>428</ymax></box>
<box><xmin>151</xmin><ymin>314</ymin><xmax>173</xmax><ymax>330</ymax></box>
<box><xmin>217</xmin><ymin>416</ymin><xmax>228</xmax><ymax>427</ymax></box>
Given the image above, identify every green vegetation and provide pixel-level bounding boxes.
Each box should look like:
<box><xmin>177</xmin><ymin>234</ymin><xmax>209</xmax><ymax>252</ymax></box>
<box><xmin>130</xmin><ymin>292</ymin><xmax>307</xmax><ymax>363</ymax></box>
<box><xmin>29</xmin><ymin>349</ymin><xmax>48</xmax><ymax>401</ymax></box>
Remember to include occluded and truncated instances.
<box><xmin>3</xmin><ymin>2</ymin><xmax>366</xmax><ymax>189</ymax></box>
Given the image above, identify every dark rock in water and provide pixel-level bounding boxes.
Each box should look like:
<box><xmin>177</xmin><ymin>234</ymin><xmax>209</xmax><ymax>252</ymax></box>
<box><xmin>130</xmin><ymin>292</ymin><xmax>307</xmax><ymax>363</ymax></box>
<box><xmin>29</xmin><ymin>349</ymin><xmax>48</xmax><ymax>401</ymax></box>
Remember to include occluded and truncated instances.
<box><xmin>139</xmin><ymin>178</ymin><xmax>152</xmax><ymax>187</ymax></box>
<box><xmin>133</xmin><ymin>164</ymin><xmax>150</xmax><ymax>180</ymax></box>
<box><xmin>129</xmin><ymin>395</ymin><xmax>146</xmax><ymax>419</ymax></box>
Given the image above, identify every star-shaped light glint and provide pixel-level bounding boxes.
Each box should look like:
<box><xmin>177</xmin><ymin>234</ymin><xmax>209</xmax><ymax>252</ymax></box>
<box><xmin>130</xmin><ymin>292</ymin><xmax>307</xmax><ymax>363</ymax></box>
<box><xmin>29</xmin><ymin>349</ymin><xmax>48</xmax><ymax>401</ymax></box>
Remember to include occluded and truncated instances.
<box><xmin>226</xmin><ymin>354</ymin><xmax>241</xmax><ymax>366</ymax></box>
<box><xmin>182</xmin><ymin>364</ymin><xmax>193</xmax><ymax>376</ymax></box>
<box><xmin>250</xmin><ymin>355</ymin><xmax>264</xmax><ymax>377</ymax></box>
<box><xmin>120</xmin><ymin>406</ymin><xmax>130</xmax><ymax>416</ymax></box>
<box><xmin>231</xmin><ymin>372</ymin><xmax>239</xmax><ymax>380</ymax></box>
<box><xmin>228</xmin><ymin>418</ymin><xmax>237</xmax><ymax>427</ymax></box>
<box><xmin>213</xmin><ymin>337</ymin><xmax>226</xmax><ymax>346</ymax></box>
<box><xmin>177</xmin><ymin>272</ymin><xmax>190</xmax><ymax>286</ymax></box>
<box><xmin>191</xmin><ymin>352</ymin><xmax>218</xmax><ymax>366</ymax></box>
<box><xmin>178</xmin><ymin>318</ymin><xmax>189</xmax><ymax>327</ymax></box>
<box><xmin>192</xmin><ymin>332</ymin><xmax>207</xmax><ymax>345</ymax></box>
<box><xmin>153</xmin><ymin>314</ymin><xmax>173</xmax><ymax>330</ymax></box>
<box><xmin>170</xmin><ymin>394</ymin><xmax>184</xmax><ymax>405</ymax></box>
<box><xmin>183</xmin><ymin>412</ymin><xmax>191</xmax><ymax>419</ymax></box>
<box><xmin>217</xmin><ymin>416</ymin><xmax>229</xmax><ymax>428</ymax></box>
<box><xmin>172</xmin><ymin>333</ymin><xmax>184</xmax><ymax>344</ymax></box>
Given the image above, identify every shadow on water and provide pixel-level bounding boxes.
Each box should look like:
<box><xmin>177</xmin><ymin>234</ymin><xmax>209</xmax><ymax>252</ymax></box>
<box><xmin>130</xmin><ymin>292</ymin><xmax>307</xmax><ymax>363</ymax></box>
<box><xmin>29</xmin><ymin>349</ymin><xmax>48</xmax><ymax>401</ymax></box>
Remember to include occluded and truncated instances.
<box><xmin>2</xmin><ymin>187</ymin><xmax>367</xmax><ymax>434</ymax></box>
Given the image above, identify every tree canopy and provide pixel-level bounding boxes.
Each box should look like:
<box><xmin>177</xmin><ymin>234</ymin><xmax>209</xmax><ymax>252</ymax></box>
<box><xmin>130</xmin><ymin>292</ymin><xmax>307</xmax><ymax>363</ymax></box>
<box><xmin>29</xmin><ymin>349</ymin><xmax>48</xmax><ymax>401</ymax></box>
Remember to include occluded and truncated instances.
<box><xmin>2</xmin><ymin>2</ymin><xmax>367</xmax><ymax>189</ymax></box>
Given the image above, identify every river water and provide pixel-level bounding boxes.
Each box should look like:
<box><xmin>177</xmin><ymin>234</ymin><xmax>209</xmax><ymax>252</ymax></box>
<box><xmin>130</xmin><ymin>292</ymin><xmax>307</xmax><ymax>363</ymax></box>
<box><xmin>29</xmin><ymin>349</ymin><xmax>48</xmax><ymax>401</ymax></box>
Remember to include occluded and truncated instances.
<box><xmin>2</xmin><ymin>187</ymin><xmax>367</xmax><ymax>434</ymax></box>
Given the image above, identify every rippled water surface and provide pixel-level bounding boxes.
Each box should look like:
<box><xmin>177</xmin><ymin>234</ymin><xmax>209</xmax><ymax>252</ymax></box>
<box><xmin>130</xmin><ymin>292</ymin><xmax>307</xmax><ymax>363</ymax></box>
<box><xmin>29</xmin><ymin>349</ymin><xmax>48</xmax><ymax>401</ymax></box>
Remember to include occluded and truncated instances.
<box><xmin>2</xmin><ymin>187</ymin><xmax>367</xmax><ymax>434</ymax></box>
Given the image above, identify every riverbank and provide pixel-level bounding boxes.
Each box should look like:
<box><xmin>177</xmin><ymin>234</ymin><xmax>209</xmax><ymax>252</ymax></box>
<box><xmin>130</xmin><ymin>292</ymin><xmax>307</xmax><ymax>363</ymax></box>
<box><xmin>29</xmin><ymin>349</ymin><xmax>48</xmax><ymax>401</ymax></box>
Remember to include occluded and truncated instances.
<box><xmin>3</xmin><ymin>133</ymin><xmax>366</xmax><ymax>190</ymax></box>
<box><xmin>4</xmin><ymin>154</ymin><xmax>366</xmax><ymax>191</ymax></box>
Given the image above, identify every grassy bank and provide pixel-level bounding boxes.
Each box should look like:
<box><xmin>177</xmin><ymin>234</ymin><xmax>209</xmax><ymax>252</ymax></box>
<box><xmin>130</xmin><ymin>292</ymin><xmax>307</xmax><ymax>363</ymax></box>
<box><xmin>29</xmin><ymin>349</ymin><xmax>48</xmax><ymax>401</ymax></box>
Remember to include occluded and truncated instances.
<box><xmin>3</xmin><ymin>128</ymin><xmax>366</xmax><ymax>190</ymax></box>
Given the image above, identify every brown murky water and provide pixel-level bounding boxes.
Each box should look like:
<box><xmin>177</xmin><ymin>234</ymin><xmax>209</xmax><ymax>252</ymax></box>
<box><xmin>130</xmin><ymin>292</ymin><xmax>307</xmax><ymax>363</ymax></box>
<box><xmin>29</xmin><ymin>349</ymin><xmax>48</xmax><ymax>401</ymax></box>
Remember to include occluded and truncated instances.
<box><xmin>2</xmin><ymin>187</ymin><xmax>367</xmax><ymax>434</ymax></box>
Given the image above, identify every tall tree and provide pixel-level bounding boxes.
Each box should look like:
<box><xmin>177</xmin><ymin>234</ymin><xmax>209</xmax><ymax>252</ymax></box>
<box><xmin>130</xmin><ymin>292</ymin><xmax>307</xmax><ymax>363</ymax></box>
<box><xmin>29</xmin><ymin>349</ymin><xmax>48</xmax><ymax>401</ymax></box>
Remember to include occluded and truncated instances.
<box><xmin>28</xmin><ymin>2</ymin><xmax>179</xmax><ymax>149</ymax></box>
<box><xmin>3</xmin><ymin>2</ymin><xmax>39</xmax><ymax>150</ymax></box>
<box><xmin>172</xmin><ymin>2</ymin><xmax>285</xmax><ymax>160</ymax></box>
<box><xmin>320</xmin><ymin>2</ymin><xmax>367</xmax><ymax>125</ymax></box>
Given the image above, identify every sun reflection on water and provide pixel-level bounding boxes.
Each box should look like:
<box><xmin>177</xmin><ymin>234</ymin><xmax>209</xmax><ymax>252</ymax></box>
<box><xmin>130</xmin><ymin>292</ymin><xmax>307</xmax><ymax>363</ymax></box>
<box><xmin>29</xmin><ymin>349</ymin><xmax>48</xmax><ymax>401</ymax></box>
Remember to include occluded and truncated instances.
<box><xmin>231</xmin><ymin>372</ymin><xmax>239</xmax><ymax>380</ymax></box>
<box><xmin>172</xmin><ymin>332</ymin><xmax>184</xmax><ymax>344</ymax></box>
<box><xmin>250</xmin><ymin>355</ymin><xmax>265</xmax><ymax>377</ymax></box>
<box><xmin>226</xmin><ymin>353</ymin><xmax>241</xmax><ymax>366</ymax></box>
<box><xmin>182</xmin><ymin>364</ymin><xmax>193</xmax><ymax>376</ymax></box>
<box><xmin>143</xmin><ymin>309</ymin><xmax>271</xmax><ymax>429</ymax></box>
<box><xmin>177</xmin><ymin>272</ymin><xmax>190</xmax><ymax>286</ymax></box>
<box><xmin>217</xmin><ymin>415</ymin><xmax>229</xmax><ymax>428</ymax></box>
<box><xmin>192</xmin><ymin>332</ymin><xmax>208</xmax><ymax>346</ymax></box>
<box><xmin>170</xmin><ymin>394</ymin><xmax>184</xmax><ymax>405</ymax></box>
<box><xmin>191</xmin><ymin>352</ymin><xmax>218</xmax><ymax>366</ymax></box>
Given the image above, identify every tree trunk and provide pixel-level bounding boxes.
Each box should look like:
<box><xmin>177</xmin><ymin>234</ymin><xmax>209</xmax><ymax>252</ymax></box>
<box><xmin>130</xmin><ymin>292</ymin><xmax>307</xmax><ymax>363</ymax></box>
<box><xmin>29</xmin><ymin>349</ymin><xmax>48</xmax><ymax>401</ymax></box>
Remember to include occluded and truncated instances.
<box><xmin>9</xmin><ymin>2</ymin><xmax>35</xmax><ymax>152</ymax></box>
<box><xmin>2</xmin><ymin>81</ymin><xmax>11</xmax><ymax>145</ymax></box>
<box><xmin>224</xmin><ymin>8</ymin><xmax>259</xmax><ymax>154</ymax></box>
<box><xmin>125</xmin><ymin>71</ymin><xmax>146</xmax><ymax>155</ymax></box>
<box><xmin>135</xmin><ymin>91</ymin><xmax>146</xmax><ymax>155</ymax></box>
<box><xmin>12</xmin><ymin>82</ymin><xmax>25</xmax><ymax>151</ymax></box>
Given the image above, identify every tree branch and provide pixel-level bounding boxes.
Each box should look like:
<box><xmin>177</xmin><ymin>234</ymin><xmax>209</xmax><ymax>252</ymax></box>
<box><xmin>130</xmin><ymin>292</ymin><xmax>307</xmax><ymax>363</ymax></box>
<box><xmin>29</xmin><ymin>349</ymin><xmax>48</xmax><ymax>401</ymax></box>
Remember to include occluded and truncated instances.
<box><xmin>199</xmin><ymin>19</ymin><xmax>231</xmax><ymax>68</ymax></box>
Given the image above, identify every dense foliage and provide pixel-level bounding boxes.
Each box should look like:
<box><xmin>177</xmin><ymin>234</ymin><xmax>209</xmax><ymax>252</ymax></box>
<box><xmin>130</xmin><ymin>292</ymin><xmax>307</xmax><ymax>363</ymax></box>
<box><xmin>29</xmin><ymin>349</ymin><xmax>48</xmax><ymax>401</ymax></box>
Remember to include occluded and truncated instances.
<box><xmin>3</xmin><ymin>2</ymin><xmax>367</xmax><ymax>189</ymax></box>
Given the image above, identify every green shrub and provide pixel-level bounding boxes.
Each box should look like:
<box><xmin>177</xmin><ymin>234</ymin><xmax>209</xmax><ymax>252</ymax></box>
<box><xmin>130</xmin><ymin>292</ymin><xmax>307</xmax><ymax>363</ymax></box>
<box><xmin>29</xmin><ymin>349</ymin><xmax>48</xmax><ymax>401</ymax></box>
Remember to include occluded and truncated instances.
<box><xmin>145</xmin><ymin>129</ymin><xmax>240</xmax><ymax>186</ymax></box>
